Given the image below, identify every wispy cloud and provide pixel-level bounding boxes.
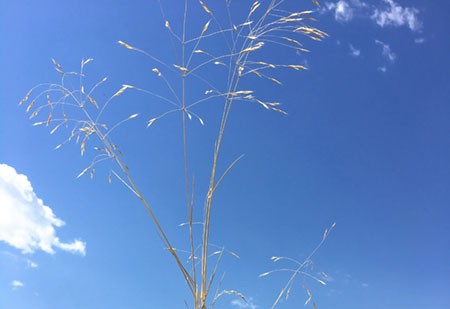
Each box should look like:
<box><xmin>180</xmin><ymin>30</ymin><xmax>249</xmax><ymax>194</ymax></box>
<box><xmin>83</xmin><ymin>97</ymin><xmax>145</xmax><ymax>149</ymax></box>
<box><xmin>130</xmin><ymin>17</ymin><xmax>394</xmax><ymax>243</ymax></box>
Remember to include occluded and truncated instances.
<box><xmin>26</xmin><ymin>259</ymin><xmax>38</xmax><ymax>268</ymax></box>
<box><xmin>372</xmin><ymin>0</ymin><xmax>421</xmax><ymax>31</ymax></box>
<box><xmin>349</xmin><ymin>44</ymin><xmax>361</xmax><ymax>57</ymax></box>
<box><xmin>414</xmin><ymin>37</ymin><xmax>425</xmax><ymax>44</ymax></box>
<box><xmin>0</xmin><ymin>164</ymin><xmax>86</xmax><ymax>255</ymax></box>
<box><xmin>231</xmin><ymin>297</ymin><xmax>258</xmax><ymax>309</ymax></box>
<box><xmin>323</xmin><ymin>1</ymin><xmax>355</xmax><ymax>22</ymax></box>
<box><xmin>1</xmin><ymin>251</ymin><xmax>39</xmax><ymax>268</ymax></box>
<box><xmin>375</xmin><ymin>39</ymin><xmax>396</xmax><ymax>63</ymax></box>
<box><xmin>321</xmin><ymin>0</ymin><xmax>421</xmax><ymax>32</ymax></box>
<box><xmin>11</xmin><ymin>280</ymin><xmax>24</xmax><ymax>289</ymax></box>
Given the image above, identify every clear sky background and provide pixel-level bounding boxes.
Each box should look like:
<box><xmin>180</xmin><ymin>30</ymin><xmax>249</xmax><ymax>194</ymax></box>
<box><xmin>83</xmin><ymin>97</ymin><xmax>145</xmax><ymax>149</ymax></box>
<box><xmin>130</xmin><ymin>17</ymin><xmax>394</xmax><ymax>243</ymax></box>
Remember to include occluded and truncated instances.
<box><xmin>1</xmin><ymin>0</ymin><xmax>449</xmax><ymax>308</ymax></box>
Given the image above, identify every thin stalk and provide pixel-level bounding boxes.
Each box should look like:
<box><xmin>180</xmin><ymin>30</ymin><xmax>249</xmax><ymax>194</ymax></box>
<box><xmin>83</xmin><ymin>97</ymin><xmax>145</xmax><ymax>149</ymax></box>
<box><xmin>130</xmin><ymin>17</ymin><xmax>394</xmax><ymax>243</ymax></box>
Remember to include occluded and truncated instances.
<box><xmin>55</xmin><ymin>84</ymin><xmax>196</xmax><ymax>298</ymax></box>
<box><xmin>180</xmin><ymin>1</ymin><xmax>198</xmax><ymax>307</ymax></box>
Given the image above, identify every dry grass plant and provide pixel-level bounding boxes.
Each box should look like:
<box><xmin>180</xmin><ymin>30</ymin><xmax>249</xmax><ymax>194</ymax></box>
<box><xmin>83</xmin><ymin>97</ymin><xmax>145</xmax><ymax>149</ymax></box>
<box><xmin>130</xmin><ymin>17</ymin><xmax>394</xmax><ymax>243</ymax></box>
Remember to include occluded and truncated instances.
<box><xmin>20</xmin><ymin>0</ymin><xmax>334</xmax><ymax>308</ymax></box>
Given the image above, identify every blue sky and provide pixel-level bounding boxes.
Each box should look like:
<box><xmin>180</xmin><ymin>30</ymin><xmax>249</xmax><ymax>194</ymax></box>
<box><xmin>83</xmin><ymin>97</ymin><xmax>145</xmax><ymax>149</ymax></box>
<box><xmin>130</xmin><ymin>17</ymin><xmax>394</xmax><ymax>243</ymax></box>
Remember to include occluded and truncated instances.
<box><xmin>1</xmin><ymin>0</ymin><xmax>449</xmax><ymax>308</ymax></box>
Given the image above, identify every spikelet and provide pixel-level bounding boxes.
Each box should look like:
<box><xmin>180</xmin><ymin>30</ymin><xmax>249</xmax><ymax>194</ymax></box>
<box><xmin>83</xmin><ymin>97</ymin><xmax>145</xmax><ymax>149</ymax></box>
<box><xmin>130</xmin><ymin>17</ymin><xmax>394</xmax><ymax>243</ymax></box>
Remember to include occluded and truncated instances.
<box><xmin>238</xmin><ymin>66</ymin><xmax>244</xmax><ymax>76</ymax></box>
<box><xmin>51</xmin><ymin>58</ymin><xmax>62</xmax><ymax>69</ymax></box>
<box><xmin>287</xmin><ymin>64</ymin><xmax>307</xmax><ymax>70</ymax></box>
<box><xmin>46</xmin><ymin>110</ymin><xmax>53</xmax><ymax>126</ymax></box>
<box><xmin>266</xmin><ymin>102</ymin><xmax>281</xmax><ymax>106</ymax></box>
<box><xmin>230</xmin><ymin>90</ymin><xmax>253</xmax><ymax>96</ymax></box>
<box><xmin>268</xmin><ymin>77</ymin><xmax>282</xmax><ymax>85</ymax></box>
<box><xmin>238</xmin><ymin>21</ymin><xmax>253</xmax><ymax>27</ymax></box>
<box><xmin>82</xmin><ymin>58</ymin><xmax>94</xmax><ymax>66</ymax></box>
<box><xmin>152</xmin><ymin>68</ymin><xmax>162</xmax><ymax>76</ymax></box>
<box><xmin>186</xmin><ymin>111</ymin><xmax>192</xmax><ymax>120</ymax></box>
<box><xmin>305</xmin><ymin>288</ymin><xmax>312</xmax><ymax>305</ymax></box>
<box><xmin>322</xmin><ymin>227</ymin><xmax>328</xmax><ymax>240</ymax></box>
<box><xmin>87</xmin><ymin>95</ymin><xmax>99</xmax><ymax>108</ymax></box>
<box><xmin>117</xmin><ymin>40</ymin><xmax>136</xmax><ymax>50</ymax></box>
<box><xmin>256</xmin><ymin>100</ymin><xmax>269</xmax><ymax>110</ymax></box>
<box><xmin>201</xmin><ymin>20</ymin><xmax>211</xmax><ymax>34</ymax></box>
<box><xmin>113</xmin><ymin>85</ymin><xmax>134</xmax><ymax>97</ymax></box>
<box><xmin>295</xmin><ymin>26</ymin><xmax>327</xmax><ymax>39</ymax></box>
<box><xmin>199</xmin><ymin>1</ymin><xmax>212</xmax><ymax>14</ymax></box>
<box><xmin>26</xmin><ymin>100</ymin><xmax>35</xmax><ymax>112</ymax></box>
<box><xmin>249</xmin><ymin>1</ymin><xmax>260</xmax><ymax>17</ymax></box>
<box><xmin>147</xmin><ymin>117</ymin><xmax>158</xmax><ymax>128</ymax></box>
<box><xmin>127</xmin><ymin>113</ymin><xmax>139</xmax><ymax>120</ymax></box>
<box><xmin>80</xmin><ymin>139</ymin><xmax>86</xmax><ymax>156</ymax></box>
<box><xmin>79</xmin><ymin>126</ymin><xmax>95</xmax><ymax>134</ymax></box>
<box><xmin>282</xmin><ymin>37</ymin><xmax>302</xmax><ymax>46</ymax></box>
<box><xmin>259</xmin><ymin>271</ymin><xmax>270</xmax><ymax>278</ymax></box>
<box><xmin>50</xmin><ymin>123</ymin><xmax>63</xmax><ymax>135</ymax></box>
<box><xmin>19</xmin><ymin>90</ymin><xmax>32</xmax><ymax>105</ymax></box>
<box><xmin>256</xmin><ymin>61</ymin><xmax>275</xmax><ymax>68</ymax></box>
<box><xmin>241</xmin><ymin>42</ymin><xmax>264</xmax><ymax>53</ymax></box>
<box><xmin>173</xmin><ymin>64</ymin><xmax>189</xmax><ymax>72</ymax></box>
<box><xmin>271</xmin><ymin>107</ymin><xmax>288</xmax><ymax>115</ymax></box>
<box><xmin>252</xmin><ymin>71</ymin><xmax>262</xmax><ymax>77</ymax></box>
<box><xmin>297</xmin><ymin>47</ymin><xmax>310</xmax><ymax>53</ymax></box>
<box><xmin>77</xmin><ymin>167</ymin><xmax>90</xmax><ymax>178</ymax></box>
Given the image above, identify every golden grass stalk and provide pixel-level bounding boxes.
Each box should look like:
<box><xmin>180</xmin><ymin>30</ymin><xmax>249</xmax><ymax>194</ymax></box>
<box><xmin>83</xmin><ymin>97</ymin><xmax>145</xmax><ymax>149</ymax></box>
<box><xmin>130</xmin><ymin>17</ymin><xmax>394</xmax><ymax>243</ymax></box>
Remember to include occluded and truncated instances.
<box><xmin>22</xmin><ymin>0</ymin><xmax>329</xmax><ymax>308</ymax></box>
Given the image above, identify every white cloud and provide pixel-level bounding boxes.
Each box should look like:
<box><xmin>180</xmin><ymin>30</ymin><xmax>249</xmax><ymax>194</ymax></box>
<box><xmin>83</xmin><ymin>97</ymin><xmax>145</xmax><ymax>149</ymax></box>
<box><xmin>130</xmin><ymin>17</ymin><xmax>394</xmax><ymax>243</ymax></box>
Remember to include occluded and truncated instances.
<box><xmin>322</xmin><ymin>0</ymin><xmax>422</xmax><ymax>32</ymax></box>
<box><xmin>377</xmin><ymin>66</ymin><xmax>387</xmax><ymax>73</ymax></box>
<box><xmin>322</xmin><ymin>0</ymin><xmax>368</xmax><ymax>21</ymax></box>
<box><xmin>375</xmin><ymin>39</ymin><xmax>396</xmax><ymax>63</ymax></box>
<box><xmin>231</xmin><ymin>298</ymin><xmax>258</xmax><ymax>309</ymax></box>
<box><xmin>414</xmin><ymin>37</ymin><xmax>425</xmax><ymax>44</ymax></box>
<box><xmin>26</xmin><ymin>259</ymin><xmax>38</xmax><ymax>268</ymax></box>
<box><xmin>1</xmin><ymin>251</ymin><xmax>39</xmax><ymax>268</ymax></box>
<box><xmin>362</xmin><ymin>282</ymin><xmax>369</xmax><ymax>288</ymax></box>
<box><xmin>0</xmin><ymin>164</ymin><xmax>86</xmax><ymax>255</ymax></box>
<box><xmin>349</xmin><ymin>44</ymin><xmax>361</xmax><ymax>57</ymax></box>
<box><xmin>11</xmin><ymin>280</ymin><xmax>24</xmax><ymax>289</ymax></box>
<box><xmin>372</xmin><ymin>0</ymin><xmax>421</xmax><ymax>31</ymax></box>
<box><xmin>324</xmin><ymin>1</ymin><xmax>354</xmax><ymax>22</ymax></box>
